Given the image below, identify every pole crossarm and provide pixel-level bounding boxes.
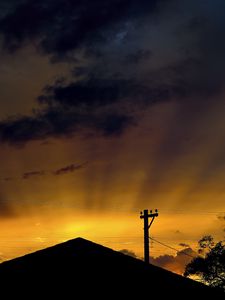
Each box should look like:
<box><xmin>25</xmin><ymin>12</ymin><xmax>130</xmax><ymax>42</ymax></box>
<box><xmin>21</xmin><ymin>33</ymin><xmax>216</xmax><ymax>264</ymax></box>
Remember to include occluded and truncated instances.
<box><xmin>140</xmin><ymin>211</ymin><xmax>158</xmax><ymax>220</ymax></box>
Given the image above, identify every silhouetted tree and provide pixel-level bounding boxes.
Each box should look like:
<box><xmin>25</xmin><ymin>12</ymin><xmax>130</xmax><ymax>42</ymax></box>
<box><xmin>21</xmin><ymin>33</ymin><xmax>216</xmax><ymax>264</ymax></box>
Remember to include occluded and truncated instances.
<box><xmin>184</xmin><ymin>235</ymin><xmax>225</xmax><ymax>291</ymax></box>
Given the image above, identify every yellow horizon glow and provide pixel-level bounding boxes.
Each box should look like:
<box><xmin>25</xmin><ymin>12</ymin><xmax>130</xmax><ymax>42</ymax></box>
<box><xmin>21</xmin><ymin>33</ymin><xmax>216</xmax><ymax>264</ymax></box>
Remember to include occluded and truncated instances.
<box><xmin>0</xmin><ymin>208</ymin><xmax>223</xmax><ymax>264</ymax></box>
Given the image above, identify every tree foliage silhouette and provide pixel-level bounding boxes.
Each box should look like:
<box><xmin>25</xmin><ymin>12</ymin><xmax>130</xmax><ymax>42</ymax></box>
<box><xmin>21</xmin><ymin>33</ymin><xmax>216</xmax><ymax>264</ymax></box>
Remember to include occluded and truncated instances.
<box><xmin>184</xmin><ymin>235</ymin><xmax>225</xmax><ymax>291</ymax></box>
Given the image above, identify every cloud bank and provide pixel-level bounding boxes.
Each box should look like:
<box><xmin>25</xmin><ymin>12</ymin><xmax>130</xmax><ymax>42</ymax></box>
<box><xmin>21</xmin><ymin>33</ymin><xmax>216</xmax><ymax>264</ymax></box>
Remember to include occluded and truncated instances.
<box><xmin>0</xmin><ymin>0</ymin><xmax>225</xmax><ymax>145</ymax></box>
<box><xmin>151</xmin><ymin>247</ymin><xmax>196</xmax><ymax>275</ymax></box>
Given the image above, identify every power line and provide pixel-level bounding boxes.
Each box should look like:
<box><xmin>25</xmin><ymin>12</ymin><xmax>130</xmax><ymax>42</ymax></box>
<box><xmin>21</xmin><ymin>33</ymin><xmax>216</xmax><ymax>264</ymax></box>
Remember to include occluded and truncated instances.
<box><xmin>149</xmin><ymin>236</ymin><xmax>196</xmax><ymax>259</ymax></box>
<box><xmin>157</xmin><ymin>209</ymin><xmax>225</xmax><ymax>215</ymax></box>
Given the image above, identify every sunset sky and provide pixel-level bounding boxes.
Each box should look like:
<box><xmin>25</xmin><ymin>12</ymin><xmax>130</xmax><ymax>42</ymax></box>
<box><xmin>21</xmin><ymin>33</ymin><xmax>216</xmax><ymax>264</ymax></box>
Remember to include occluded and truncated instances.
<box><xmin>0</xmin><ymin>0</ymin><xmax>225</xmax><ymax>274</ymax></box>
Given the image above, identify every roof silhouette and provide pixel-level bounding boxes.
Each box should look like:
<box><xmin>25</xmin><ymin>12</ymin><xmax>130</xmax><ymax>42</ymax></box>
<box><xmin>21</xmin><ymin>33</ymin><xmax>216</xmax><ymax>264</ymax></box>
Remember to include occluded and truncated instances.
<box><xmin>0</xmin><ymin>237</ymin><xmax>223</xmax><ymax>298</ymax></box>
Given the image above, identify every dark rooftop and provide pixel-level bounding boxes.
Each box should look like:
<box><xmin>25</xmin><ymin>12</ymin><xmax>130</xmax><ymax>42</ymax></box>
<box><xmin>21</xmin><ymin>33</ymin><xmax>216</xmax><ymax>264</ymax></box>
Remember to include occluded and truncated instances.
<box><xmin>0</xmin><ymin>237</ymin><xmax>222</xmax><ymax>298</ymax></box>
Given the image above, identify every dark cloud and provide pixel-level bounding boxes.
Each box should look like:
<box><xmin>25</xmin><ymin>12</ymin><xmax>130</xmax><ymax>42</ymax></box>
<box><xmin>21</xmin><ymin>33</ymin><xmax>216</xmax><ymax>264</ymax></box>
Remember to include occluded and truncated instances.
<box><xmin>124</xmin><ymin>49</ymin><xmax>152</xmax><ymax>64</ymax></box>
<box><xmin>91</xmin><ymin>113</ymin><xmax>134</xmax><ymax>137</ymax></box>
<box><xmin>0</xmin><ymin>115</ymin><xmax>49</xmax><ymax>145</ymax></box>
<box><xmin>151</xmin><ymin>247</ymin><xmax>196</xmax><ymax>275</ymax></box>
<box><xmin>1</xmin><ymin>162</ymin><xmax>86</xmax><ymax>181</ymax></box>
<box><xmin>0</xmin><ymin>64</ymin><xmax>184</xmax><ymax>145</ymax></box>
<box><xmin>53</xmin><ymin>162</ymin><xmax>88</xmax><ymax>176</ymax></box>
<box><xmin>151</xmin><ymin>254</ymin><xmax>174</xmax><ymax>267</ymax></box>
<box><xmin>119</xmin><ymin>249</ymin><xmax>138</xmax><ymax>258</ymax></box>
<box><xmin>38</xmin><ymin>78</ymin><xmax>145</xmax><ymax>108</ymax></box>
<box><xmin>0</xmin><ymin>0</ymin><xmax>161</xmax><ymax>60</ymax></box>
<box><xmin>179</xmin><ymin>243</ymin><xmax>190</xmax><ymax>248</ymax></box>
<box><xmin>0</xmin><ymin>0</ymin><xmax>225</xmax><ymax>145</ymax></box>
<box><xmin>23</xmin><ymin>170</ymin><xmax>45</xmax><ymax>179</ymax></box>
<box><xmin>0</xmin><ymin>108</ymin><xmax>134</xmax><ymax>145</ymax></box>
<box><xmin>119</xmin><ymin>246</ymin><xmax>197</xmax><ymax>275</ymax></box>
<box><xmin>38</xmin><ymin>70</ymin><xmax>189</xmax><ymax>107</ymax></box>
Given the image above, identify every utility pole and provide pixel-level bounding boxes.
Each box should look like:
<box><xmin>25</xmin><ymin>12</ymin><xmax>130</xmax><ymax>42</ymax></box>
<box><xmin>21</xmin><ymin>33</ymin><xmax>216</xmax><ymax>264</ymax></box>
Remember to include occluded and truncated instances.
<box><xmin>140</xmin><ymin>209</ymin><xmax>159</xmax><ymax>264</ymax></box>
